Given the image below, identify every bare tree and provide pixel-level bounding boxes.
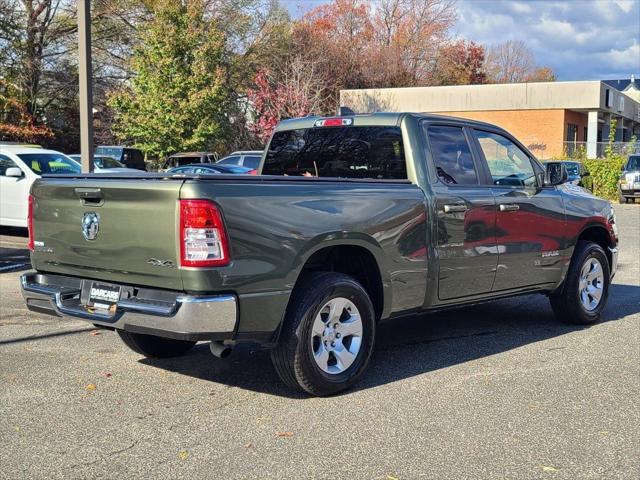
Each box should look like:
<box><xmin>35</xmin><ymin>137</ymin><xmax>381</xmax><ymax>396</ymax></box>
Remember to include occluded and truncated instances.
<box><xmin>373</xmin><ymin>0</ymin><xmax>457</xmax><ymax>84</ymax></box>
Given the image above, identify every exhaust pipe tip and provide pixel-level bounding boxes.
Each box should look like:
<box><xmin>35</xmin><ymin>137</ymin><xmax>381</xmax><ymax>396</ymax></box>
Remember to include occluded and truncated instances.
<box><xmin>209</xmin><ymin>341</ymin><xmax>232</xmax><ymax>359</ymax></box>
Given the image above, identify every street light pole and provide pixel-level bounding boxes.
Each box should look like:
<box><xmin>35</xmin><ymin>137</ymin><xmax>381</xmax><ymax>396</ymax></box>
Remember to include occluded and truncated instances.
<box><xmin>78</xmin><ymin>0</ymin><xmax>94</xmax><ymax>173</ymax></box>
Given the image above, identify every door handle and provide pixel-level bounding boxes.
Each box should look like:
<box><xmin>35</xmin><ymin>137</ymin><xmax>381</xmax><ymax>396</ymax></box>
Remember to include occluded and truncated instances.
<box><xmin>443</xmin><ymin>204</ymin><xmax>468</xmax><ymax>213</ymax></box>
<box><xmin>74</xmin><ymin>188</ymin><xmax>103</xmax><ymax>206</ymax></box>
<box><xmin>499</xmin><ymin>203</ymin><xmax>520</xmax><ymax>212</ymax></box>
<box><xmin>74</xmin><ymin>187</ymin><xmax>103</xmax><ymax>199</ymax></box>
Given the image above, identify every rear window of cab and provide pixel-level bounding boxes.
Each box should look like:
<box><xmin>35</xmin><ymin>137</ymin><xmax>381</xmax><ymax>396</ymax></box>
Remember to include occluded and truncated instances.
<box><xmin>263</xmin><ymin>126</ymin><xmax>407</xmax><ymax>179</ymax></box>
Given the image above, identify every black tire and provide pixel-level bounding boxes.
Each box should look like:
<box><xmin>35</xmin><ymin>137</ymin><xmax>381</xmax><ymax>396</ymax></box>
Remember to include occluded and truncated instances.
<box><xmin>549</xmin><ymin>241</ymin><xmax>610</xmax><ymax>325</ymax></box>
<box><xmin>117</xmin><ymin>330</ymin><xmax>196</xmax><ymax>358</ymax></box>
<box><xmin>618</xmin><ymin>190</ymin><xmax>628</xmax><ymax>204</ymax></box>
<box><xmin>271</xmin><ymin>272</ymin><xmax>376</xmax><ymax>396</ymax></box>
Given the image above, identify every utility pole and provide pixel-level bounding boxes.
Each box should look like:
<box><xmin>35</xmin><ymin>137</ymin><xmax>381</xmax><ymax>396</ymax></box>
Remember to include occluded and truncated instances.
<box><xmin>78</xmin><ymin>0</ymin><xmax>94</xmax><ymax>173</ymax></box>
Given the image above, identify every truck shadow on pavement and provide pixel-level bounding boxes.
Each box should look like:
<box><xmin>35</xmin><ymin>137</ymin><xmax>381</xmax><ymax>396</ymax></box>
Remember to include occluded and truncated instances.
<box><xmin>140</xmin><ymin>283</ymin><xmax>640</xmax><ymax>398</ymax></box>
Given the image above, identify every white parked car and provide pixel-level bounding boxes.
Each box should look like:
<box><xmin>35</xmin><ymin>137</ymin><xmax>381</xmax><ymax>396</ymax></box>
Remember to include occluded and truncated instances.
<box><xmin>0</xmin><ymin>146</ymin><xmax>139</xmax><ymax>228</ymax></box>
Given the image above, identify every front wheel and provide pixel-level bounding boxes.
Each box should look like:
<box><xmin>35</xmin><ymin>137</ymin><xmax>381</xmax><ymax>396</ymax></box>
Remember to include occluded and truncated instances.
<box><xmin>550</xmin><ymin>241</ymin><xmax>610</xmax><ymax>325</ymax></box>
<box><xmin>271</xmin><ymin>272</ymin><xmax>376</xmax><ymax>396</ymax></box>
<box><xmin>117</xmin><ymin>330</ymin><xmax>196</xmax><ymax>358</ymax></box>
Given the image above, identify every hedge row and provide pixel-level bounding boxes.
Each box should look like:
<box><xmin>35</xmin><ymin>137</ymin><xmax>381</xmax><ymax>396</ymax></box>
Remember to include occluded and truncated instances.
<box><xmin>583</xmin><ymin>157</ymin><xmax>626</xmax><ymax>201</ymax></box>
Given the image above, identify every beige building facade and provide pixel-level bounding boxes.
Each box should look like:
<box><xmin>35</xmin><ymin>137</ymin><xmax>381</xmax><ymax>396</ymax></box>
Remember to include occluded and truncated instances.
<box><xmin>340</xmin><ymin>80</ymin><xmax>640</xmax><ymax>159</ymax></box>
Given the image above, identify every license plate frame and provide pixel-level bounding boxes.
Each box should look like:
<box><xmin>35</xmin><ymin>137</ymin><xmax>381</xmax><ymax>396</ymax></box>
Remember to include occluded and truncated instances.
<box><xmin>87</xmin><ymin>282</ymin><xmax>121</xmax><ymax>314</ymax></box>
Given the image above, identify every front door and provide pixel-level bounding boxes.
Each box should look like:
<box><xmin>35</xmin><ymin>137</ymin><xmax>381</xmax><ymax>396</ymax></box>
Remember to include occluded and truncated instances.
<box><xmin>471</xmin><ymin>129</ymin><xmax>566</xmax><ymax>290</ymax></box>
<box><xmin>423</xmin><ymin>124</ymin><xmax>498</xmax><ymax>300</ymax></box>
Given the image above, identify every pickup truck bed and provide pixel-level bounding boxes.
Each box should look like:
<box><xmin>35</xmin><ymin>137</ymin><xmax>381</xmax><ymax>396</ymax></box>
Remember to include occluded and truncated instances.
<box><xmin>25</xmin><ymin>173</ymin><xmax>427</xmax><ymax>343</ymax></box>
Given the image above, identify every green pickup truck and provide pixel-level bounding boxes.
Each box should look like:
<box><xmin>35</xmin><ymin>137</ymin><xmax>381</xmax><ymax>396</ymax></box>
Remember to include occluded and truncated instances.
<box><xmin>21</xmin><ymin>113</ymin><xmax>618</xmax><ymax>395</ymax></box>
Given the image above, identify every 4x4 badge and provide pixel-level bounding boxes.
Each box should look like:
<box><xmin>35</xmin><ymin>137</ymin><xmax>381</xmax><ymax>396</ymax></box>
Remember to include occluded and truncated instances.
<box><xmin>82</xmin><ymin>212</ymin><xmax>100</xmax><ymax>241</ymax></box>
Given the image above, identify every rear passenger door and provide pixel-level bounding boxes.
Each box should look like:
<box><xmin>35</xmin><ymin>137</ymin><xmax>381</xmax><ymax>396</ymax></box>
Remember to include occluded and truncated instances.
<box><xmin>422</xmin><ymin>123</ymin><xmax>498</xmax><ymax>300</ymax></box>
<box><xmin>471</xmin><ymin>129</ymin><xmax>566</xmax><ymax>290</ymax></box>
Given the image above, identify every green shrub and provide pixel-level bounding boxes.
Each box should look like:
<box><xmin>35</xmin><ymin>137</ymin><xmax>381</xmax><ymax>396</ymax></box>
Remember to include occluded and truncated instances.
<box><xmin>583</xmin><ymin>156</ymin><xmax>625</xmax><ymax>200</ymax></box>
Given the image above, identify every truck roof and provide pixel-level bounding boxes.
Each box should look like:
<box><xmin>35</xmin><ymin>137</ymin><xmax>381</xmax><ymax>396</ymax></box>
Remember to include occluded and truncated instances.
<box><xmin>274</xmin><ymin>112</ymin><xmax>510</xmax><ymax>133</ymax></box>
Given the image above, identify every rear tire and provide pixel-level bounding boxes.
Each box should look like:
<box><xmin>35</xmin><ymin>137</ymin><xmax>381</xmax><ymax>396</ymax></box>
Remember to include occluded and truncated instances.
<box><xmin>117</xmin><ymin>330</ymin><xmax>196</xmax><ymax>358</ymax></box>
<box><xmin>549</xmin><ymin>241</ymin><xmax>610</xmax><ymax>325</ymax></box>
<box><xmin>271</xmin><ymin>272</ymin><xmax>376</xmax><ymax>396</ymax></box>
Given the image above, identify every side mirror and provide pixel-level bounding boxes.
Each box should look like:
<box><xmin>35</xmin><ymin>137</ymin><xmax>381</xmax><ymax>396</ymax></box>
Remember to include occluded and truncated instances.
<box><xmin>544</xmin><ymin>162</ymin><xmax>568</xmax><ymax>186</ymax></box>
<box><xmin>5</xmin><ymin>167</ymin><xmax>24</xmax><ymax>178</ymax></box>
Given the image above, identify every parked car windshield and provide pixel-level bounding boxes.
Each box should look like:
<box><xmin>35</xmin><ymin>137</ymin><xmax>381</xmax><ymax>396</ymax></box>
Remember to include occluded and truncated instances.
<box><xmin>564</xmin><ymin>162</ymin><xmax>580</xmax><ymax>176</ymax></box>
<box><xmin>263</xmin><ymin>126</ymin><xmax>407</xmax><ymax>179</ymax></box>
<box><xmin>626</xmin><ymin>155</ymin><xmax>640</xmax><ymax>171</ymax></box>
<box><xmin>18</xmin><ymin>153</ymin><xmax>81</xmax><ymax>174</ymax></box>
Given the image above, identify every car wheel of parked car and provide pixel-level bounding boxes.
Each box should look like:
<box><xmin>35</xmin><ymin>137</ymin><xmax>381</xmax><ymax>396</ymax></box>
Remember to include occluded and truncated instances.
<box><xmin>549</xmin><ymin>241</ymin><xmax>610</xmax><ymax>325</ymax></box>
<box><xmin>618</xmin><ymin>190</ymin><xmax>629</xmax><ymax>204</ymax></box>
<box><xmin>117</xmin><ymin>330</ymin><xmax>196</xmax><ymax>358</ymax></box>
<box><xmin>271</xmin><ymin>272</ymin><xmax>376</xmax><ymax>396</ymax></box>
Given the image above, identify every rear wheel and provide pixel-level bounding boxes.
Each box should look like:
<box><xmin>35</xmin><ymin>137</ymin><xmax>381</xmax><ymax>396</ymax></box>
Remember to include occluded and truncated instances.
<box><xmin>271</xmin><ymin>272</ymin><xmax>376</xmax><ymax>396</ymax></box>
<box><xmin>549</xmin><ymin>241</ymin><xmax>610</xmax><ymax>325</ymax></box>
<box><xmin>117</xmin><ymin>330</ymin><xmax>196</xmax><ymax>358</ymax></box>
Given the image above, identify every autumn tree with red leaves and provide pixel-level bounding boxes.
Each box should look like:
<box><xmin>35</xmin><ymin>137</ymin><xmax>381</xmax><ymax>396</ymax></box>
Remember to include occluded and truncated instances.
<box><xmin>247</xmin><ymin>56</ymin><xmax>330</xmax><ymax>143</ymax></box>
<box><xmin>293</xmin><ymin>1</ymin><xmax>457</xmax><ymax>92</ymax></box>
<box><xmin>434</xmin><ymin>40</ymin><xmax>487</xmax><ymax>86</ymax></box>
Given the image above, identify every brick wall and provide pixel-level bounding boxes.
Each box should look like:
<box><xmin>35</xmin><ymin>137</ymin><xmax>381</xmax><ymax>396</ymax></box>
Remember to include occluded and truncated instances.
<box><xmin>433</xmin><ymin>109</ymin><xmax>567</xmax><ymax>159</ymax></box>
<box><xmin>564</xmin><ymin>110</ymin><xmax>589</xmax><ymax>142</ymax></box>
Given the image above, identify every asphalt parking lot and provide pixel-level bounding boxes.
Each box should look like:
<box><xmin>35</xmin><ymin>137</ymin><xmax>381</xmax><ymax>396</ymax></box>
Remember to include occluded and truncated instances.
<box><xmin>1</xmin><ymin>206</ymin><xmax>639</xmax><ymax>480</ymax></box>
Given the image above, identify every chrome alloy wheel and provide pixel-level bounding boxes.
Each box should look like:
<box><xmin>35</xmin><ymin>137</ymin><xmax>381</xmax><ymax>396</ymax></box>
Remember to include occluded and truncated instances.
<box><xmin>579</xmin><ymin>257</ymin><xmax>604</xmax><ymax>311</ymax></box>
<box><xmin>310</xmin><ymin>297</ymin><xmax>363</xmax><ymax>374</ymax></box>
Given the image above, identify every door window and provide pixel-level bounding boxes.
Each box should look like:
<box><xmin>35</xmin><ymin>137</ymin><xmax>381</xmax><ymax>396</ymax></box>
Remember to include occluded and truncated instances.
<box><xmin>425</xmin><ymin>125</ymin><xmax>477</xmax><ymax>185</ymax></box>
<box><xmin>0</xmin><ymin>155</ymin><xmax>18</xmax><ymax>175</ymax></box>
<box><xmin>474</xmin><ymin>130</ymin><xmax>537</xmax><ymax>187</ymax></box>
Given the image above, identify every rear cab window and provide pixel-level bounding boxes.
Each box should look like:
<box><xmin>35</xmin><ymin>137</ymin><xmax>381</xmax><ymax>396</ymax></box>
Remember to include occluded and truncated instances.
<box><xmin>263</xmin><ymin>125</ymin><xmax>407</xmax><ymax>179</ymax></box>
<box><xmin>95</xmin><ymin>147</ymin><xmax>123</xmax><ymax>160</ymax></box>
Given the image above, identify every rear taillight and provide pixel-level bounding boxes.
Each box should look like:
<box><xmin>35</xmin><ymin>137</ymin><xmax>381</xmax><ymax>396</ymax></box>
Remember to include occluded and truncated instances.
<box><xmin>27</xmin><ymin>194</ymin><xmax>34</xmax><ymax>251</ymax></box>
<box><xmin>248</xmin><ymin>169</ymin><xmax>257</xmax><ymax>175</ymax></box>
<box><xmin>179</xmin><ymin>199</ymin><xmax>230</xmax><ymax>267</ymax></box>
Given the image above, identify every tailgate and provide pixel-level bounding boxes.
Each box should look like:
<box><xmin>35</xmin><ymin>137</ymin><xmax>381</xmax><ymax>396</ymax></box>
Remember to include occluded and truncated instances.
<box><xmin>30</xmin><ymin>177</ymin><xmax>184</xmax><ymax>290</ymax></box>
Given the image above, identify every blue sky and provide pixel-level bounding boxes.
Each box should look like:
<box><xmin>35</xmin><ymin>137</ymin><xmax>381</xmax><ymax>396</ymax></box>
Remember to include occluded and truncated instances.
<box><xmin>282</xmin><ymin>0</ymin><xmax>640</xmax><ymax>81</ymax></box>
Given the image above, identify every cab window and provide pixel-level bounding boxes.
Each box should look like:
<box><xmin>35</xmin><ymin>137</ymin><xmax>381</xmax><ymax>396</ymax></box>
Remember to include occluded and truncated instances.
<box><xmin>474</xmin><ymin>130</ymin><xmax>537</xmax><ymax>187</ymax></box>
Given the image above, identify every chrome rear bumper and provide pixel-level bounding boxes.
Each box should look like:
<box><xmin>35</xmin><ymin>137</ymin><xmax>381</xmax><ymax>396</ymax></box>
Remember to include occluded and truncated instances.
<box><xmin>20</xmin><ymin>272</ymin><xmax>237</xmax><ymax>341</ymax></box>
